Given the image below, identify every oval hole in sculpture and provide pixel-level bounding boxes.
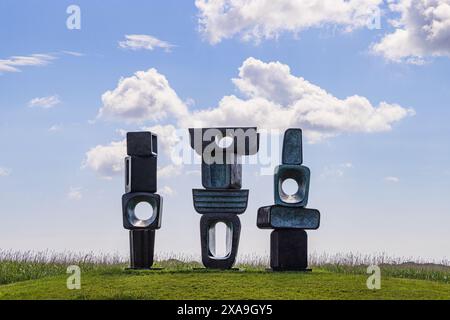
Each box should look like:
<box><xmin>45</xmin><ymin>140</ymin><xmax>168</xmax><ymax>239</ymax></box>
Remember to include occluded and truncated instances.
<box><xmin>209</xmin><ymin>222</ymin><xmax>230</xmax><ymax>258</ymax></box>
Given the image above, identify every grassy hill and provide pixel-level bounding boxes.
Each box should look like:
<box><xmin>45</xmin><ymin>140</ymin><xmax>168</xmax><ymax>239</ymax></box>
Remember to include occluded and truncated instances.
<box><xmin>1</xmin><ymin>251</ymin><xmax>449</xmax><ymax>300</ymax></box>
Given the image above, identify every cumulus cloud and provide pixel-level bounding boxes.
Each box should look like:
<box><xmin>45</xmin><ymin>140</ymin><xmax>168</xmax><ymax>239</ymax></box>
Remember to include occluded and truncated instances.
<box><xmin>119</xmin><ymin>34</ymin><xmax>175</xmax><ymax>52</ymax></box>
<box><xmin>83</xmin><ymin>140</ymin><xmax>126</xmax><ymax>179</ymax></box>
<box><xmin>195</xmin><ymin>0</ymin><xmax>383</xmax><ymax>44</ymax></box>
<box><xmin>28</xmin><ymin>95</ymin><xmax>61</xmax><ymax>109</ymax></box>
<box><xmin>372</xmin><ymin>0</ymin><xmax>450</xmax><ymax>63</ymax></box>
<box><xmin>89</xmin><ymin>57</ymin><xmax>413</xmax><ymax>177</ymax></box>
<box><xmin>0</xmin><ymin>53</ymin><xmax>56</xmax><ymax>73</ymax></box>
<box><xmin>98</xmin><ymin>68</ymin><xmax>188</xmax><ymax>123</ymax></box>
<box><xmin>98</xmin><ymin>58</ymin><xmax>413</xmax><ymax>142</ymax></box>
<box><xmin>182</xmin><ymin>57</ymin><xmax>415</xmax><ymax>142</ymax></box>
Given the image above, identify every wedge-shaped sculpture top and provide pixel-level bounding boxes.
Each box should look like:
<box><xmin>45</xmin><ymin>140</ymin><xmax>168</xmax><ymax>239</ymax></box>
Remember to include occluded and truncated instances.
<box><xmin>189</xmin><ymin>127</ymin><xmax>259</xmax><ymax>160</ymax></box>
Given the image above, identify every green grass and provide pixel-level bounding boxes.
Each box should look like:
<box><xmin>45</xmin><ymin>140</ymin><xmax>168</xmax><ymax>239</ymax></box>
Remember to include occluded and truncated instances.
<box><xmin>1</xmin><ymin>251</ymin><xmax>450</xmax><ymax>300</ymax></box>
<box><xmin>1</xmin><ymin>267</ymin><xmax>450</xmax><ymax>300</ymax></box>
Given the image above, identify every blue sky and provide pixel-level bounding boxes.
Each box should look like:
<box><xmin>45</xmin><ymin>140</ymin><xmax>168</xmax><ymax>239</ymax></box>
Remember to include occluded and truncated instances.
<box><xmin>0</xmin><ymin>0</ymin><xmax>449</xmax><ymax>260</ymax></box>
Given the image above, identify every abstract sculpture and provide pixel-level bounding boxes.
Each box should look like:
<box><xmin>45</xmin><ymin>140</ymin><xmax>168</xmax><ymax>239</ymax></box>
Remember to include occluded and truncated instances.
<box><xmin>190</xmin><ymin>127</ymin><xmax>259</xmax><ymax>269</ymax></box>
<box><xmin>257</xmin><ymin>129</ymin><xmax>320</xmax><ymax>271</ymax></box>
<box><xmin>122</xmin><ymin>132</ymin><xmax>162</xmax><ymax>269</ymax></box>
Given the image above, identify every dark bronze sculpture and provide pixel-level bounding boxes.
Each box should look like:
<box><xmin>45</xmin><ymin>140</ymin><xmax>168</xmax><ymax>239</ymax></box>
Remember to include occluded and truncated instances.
<box><xmin>257</xmin><ymin>128</ymin><xmax>320</xmax><ymax>271</ymax></box>
<box><xmin>189</xmin><ymin>128</ymin><xmax>259</xmax><ymax>269</ymax></box>
<box><xmin>122</xmin><ymin>132</ymin><xmax>162</xmax><ymax>269</ymax></box>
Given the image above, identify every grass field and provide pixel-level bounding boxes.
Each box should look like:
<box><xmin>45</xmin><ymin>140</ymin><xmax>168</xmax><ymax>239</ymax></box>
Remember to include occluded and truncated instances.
<box><xmin>1</xmin><ymin>251</ymin><xmax>449</xmax><ymax>300</ymax></box>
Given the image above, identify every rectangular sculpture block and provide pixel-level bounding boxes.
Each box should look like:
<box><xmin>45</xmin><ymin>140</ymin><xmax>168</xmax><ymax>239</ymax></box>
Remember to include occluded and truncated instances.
<box><xmin>129</xmin><ymin>229</ymin><xmax>155</xmax><ymax>269</ymax></box>
<box><xmin>125</xmin><ymin>156</ymin><xmax>157</xmax><ymax>193</ymax></box>
<box><xmin>202</xmin><ymin>162</ymin><xmax>242</xmax><ymax>189</ymax></box>
<box><xmin>127</xmin><ymin>131</ymin><xmax>158</xmax><ymax>157</ymax></box>
<box><xmin>257</xmin><ymin>206</ymin><xmax>320</xmax><ymax>229</ymax></box>
<box><xmin>282</xmin><ymin>128</ymin><xmax>303</xmax><ymax>165</ymax></box>
<box><xmin>193</xmin><ymin>189</ymin><xmax>249</xmax><ymax>214</ymax></box>
<box><xmin>271</xmin><ymin>229</ymin><xmax>308</xmax><ymax>271</ymax></box>
<box><xmin>274</xmin><ymin>164</ymin><xmax>310</xmax><ymax>207</ymax></box>
<box><xmin>122</xmin><ymin>192</ymin><xmax>162</xmax><ymax>230</ymax></box>
<box><xmin>200</xmin><ymin>213</ymin><xmax>241</xmax><ymax>269</ymax></box>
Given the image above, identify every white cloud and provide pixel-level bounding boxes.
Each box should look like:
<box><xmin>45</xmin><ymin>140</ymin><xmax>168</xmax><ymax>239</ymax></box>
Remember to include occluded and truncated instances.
<box><xmin>384</xmin><ymin>176</ymin><xmax>400</xmax><ymax>183</ymax></box>
<box><xmin>0</xmin><ymin>167</ymin><xmax>11</xmax><ymax>177</ymax></box>
<box><xmin>49</xmin><ymin>124</ymin><xmax>63</xmax><ymax>132</ymax></box>
<box><xmin>0</xmin><ymin>53</ymin><xmax>56</xmax><ymax>73</ymax></box>
<box><xmin>83</xmin><ymin>140</ymin><xmax>126</xmax><ymax>179</ymax></box>
<box><xmin>28</xmin><ymin>95</ymin><xmax>61</xmax><ymax>109</ymax></box>
<box><xmin>159</xmin><ymin>186</ymin><xmax>175</xmax><ymax>197</ymax></box>
<box><xmin>61</xmin><ymin>50</ymin><xmax>85</xmax><ymax>57</ymax></box>
<box><xmin>195</xmin><ymin>0</ymin><xmax>383</xmax><ymax>44</ymax></box>
<box><xmin>119</xmin><ymin>34</ymin><xmax>175</xmax><ymax>52</ymax></box>
<box><xmin>67</xmin><ymin>187</ymin><xmax>83</xmax><ymax>200</ymax></box>
<box><xmin>89</xmin><ymin>57</ymin><xmax>413</xmax><ymax>178</ymax></box>
<box><xmin>372</xmin><ymin>0</ymin><xmax>450</xmax><ymax>63</ymax></box>
<box><xmin>98</xmin><ymin>68</ymin><xmax>188</xmax><ymax>123</ymax></box>
<box><xmin>98</xmin><ymin>58</ymin><xmax>414</xmax><ymax>142</ymax></box>
<box><xmin>182</xmin><ymin>57</ymin><xmax>415</xmax><ymax>142</ymax></box>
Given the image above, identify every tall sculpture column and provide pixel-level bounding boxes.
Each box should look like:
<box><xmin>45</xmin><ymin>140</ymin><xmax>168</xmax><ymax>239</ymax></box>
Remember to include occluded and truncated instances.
<box><xmin>257</xmin><ymin>129</ymin><xmax>320</xmax><ymax>271</ymax></box>
<box><xmin>121</xmin><ymin>132</ymin><xmax>162</xmax><ymax>269</ymax></box>
<box><xmin>189</xmin><ymin>127</ymin><xmax>259</xmax><ymax>269</ymax></box>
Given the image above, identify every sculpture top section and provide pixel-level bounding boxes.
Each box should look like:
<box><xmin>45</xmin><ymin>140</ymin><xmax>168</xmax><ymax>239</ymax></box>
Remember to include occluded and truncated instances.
<box><xmin>188</xmin><ymin>127</ymin><xmax>260</xmax><ymax>161</ymax></box>
<box><xmin>127</xmin><ymin>131</ymin><xmax>158</xmax><ymax>157</ymax></box>
<box><xmin>282</xmin><ymin>128</ymin><xmax>303</xmax><ymax>165</ymax></box>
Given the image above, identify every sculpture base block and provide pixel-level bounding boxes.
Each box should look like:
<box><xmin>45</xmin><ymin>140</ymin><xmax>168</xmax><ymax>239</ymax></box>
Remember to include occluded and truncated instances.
<box><xmin>129</xmin><ymin>229</ymin><xmax>155</xmax><ymax>269</ymax></box>
<box><xmin>200</xmin><ymin>213</ymin><xmax>241</xmax><ymax>270</ymax></box>
<box><xmin>270</xmin><ymin>229</ymin><xmax>308</xmax><ymax>271</ymax></box>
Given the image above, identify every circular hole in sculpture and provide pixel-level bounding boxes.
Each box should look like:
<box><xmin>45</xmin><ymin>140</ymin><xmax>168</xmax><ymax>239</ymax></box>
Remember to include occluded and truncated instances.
<box><xmin>134</xmin><ymin>201</ymin><xmax>153</xmax><ymax>221</ymax></box>
<box><xmin>282</xmin><ymin>178</ymin><xmax>299</xmax><ymax>196</ymax></box>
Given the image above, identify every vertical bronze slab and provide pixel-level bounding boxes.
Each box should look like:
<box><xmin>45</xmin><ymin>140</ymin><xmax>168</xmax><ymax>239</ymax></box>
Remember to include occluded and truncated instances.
<box><xmin>282</xmin><ymin>128</ymin><xmax>303</xmax><ymax>165</ymax></box>
<box><xmin>129</xmin><ymin>230</ymin><xmax>155</xmax><ymax>269</ymax></box>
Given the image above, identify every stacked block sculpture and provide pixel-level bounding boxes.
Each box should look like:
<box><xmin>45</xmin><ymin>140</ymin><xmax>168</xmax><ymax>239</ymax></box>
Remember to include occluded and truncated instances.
<box><xmin>122</xmin><ymin>132</ymin><xmax>162</xmax><ymax>269</ymax></box>
<box><xmin>189</xmin><ymin>128</ymin><xmax>259</xmax><ymax>269</ymax></box>
<box><xmin>257</xmin><ymin>129</ymin><xmax>320</xmax><ymax>271</ymax></box>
